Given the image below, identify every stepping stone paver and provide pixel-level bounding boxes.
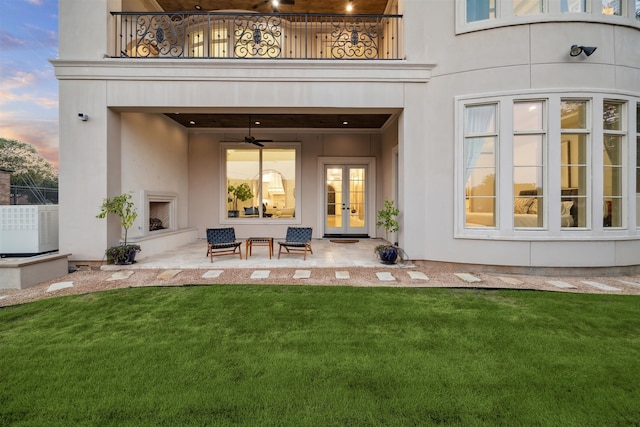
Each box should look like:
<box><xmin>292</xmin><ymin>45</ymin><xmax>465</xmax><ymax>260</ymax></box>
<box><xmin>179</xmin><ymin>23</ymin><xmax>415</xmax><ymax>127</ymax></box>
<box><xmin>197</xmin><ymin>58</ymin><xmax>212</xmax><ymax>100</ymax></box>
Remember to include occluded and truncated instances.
<box><xmin>251</xmin><ymin>270</ymin><xmax>271</xmax><ymax>279</ymax></box>
<box><xmin>157</xmin><ymin>270</ymin><xmax>182</xmax><ymax>279</ymax></box>
<box><xmin>617</xmin><ymin>280</ymin><xmax>640</xmax><ymax>288</ymax></box>
<box><xmin>0</xmin><ymin>296</ymin><xmax>7</xmax><ymax>301</ymax></box>
<box><xmin>47</xmin><ymin>281</ymin><xmax>74</xmax><ymax>292</ymax></box>
<box><xmin>546</xmin><ymin>280</ymin><xmax>576</xmax><ymax>289</ymax></box>
<box><xmin>107</xmin><ymin>271</ymin><xmax>134</xmax><ymax>281</ymax></box>
<box><xmin>376</xmin><ymin>272</ymin><xmax>396</xmax><ymax>282</ymax></box>
<box><xmin>581</xmin><ymin>281</ymin><xmax>621</xmax><ymax>292</ymax></box>
<box><xmin>335</xmin><ymin>271</ymin><xmax>350</xmax><ymax>280</ymax></box>
<box><xmin>408</xmin><ymin>271</ymin><xmax>429</xmax><ymax>281</ymax></box>
<box><xmin>498</xmin><ymin>276</ymin><xmax>524</xmax><ymax>286</ymax></box>
<box><xmin>454</xmin><ymin>273</ymin><xmax>482</xmax><ymax>283</ymax></box>
<box><xmin>293</xmin><ymin>270</ymin><xmax>311</xmax><ymax>279</ymax></box>
<box><xmin>202</xmin><ymin>270</ymin><xmax>223</xmax><ymax>279</ymax></box>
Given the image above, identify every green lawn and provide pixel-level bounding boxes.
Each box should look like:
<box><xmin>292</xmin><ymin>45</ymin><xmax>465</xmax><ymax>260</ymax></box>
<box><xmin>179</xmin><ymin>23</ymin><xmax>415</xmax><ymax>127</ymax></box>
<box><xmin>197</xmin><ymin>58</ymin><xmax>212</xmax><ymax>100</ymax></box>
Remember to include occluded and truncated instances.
<box><xmin>1</xmin><ymin>286</ymin><xmax>638</xmax><ymax>426</ymax></box>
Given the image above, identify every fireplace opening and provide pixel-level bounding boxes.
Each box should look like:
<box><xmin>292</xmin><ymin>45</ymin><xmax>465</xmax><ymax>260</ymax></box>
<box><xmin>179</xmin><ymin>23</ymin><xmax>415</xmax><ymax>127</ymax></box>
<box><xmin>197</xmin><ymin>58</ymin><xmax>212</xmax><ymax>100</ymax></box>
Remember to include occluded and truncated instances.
<box><xmin>149</xmin><ymin>202</ymin><xmax>169</xmax><ymax>231</ymax></box>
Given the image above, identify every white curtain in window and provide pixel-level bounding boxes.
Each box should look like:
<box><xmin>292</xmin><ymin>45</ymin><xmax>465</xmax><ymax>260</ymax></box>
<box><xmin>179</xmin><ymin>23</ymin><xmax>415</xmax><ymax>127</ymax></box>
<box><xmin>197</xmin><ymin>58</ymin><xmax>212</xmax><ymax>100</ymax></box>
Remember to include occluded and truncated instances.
<box><xmin>464</xmin><ymin>105</ymin><xmax>496</xmax><ymax>182</ymax></box>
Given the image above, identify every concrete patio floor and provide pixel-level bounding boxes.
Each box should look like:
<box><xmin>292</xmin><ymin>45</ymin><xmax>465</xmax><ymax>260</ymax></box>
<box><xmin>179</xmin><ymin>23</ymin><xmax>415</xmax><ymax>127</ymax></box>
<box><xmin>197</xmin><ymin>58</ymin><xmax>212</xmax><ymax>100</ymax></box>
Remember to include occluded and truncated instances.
<box><xmin>101</xmin><ymin>238</ymin><xmax>396</xmax><ymax>270</ymax></box>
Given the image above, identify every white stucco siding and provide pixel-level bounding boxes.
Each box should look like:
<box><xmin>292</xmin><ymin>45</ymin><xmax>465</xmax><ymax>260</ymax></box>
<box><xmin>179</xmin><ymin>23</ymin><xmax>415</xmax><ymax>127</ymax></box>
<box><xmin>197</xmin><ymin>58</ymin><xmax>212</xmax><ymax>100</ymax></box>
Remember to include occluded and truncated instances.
<box><xmin>59</xmin><ymin>80</ymin><xmax>121</xmax><ymax>261</ymax></box>
<box><xmin>120</xmin><ymin>113</ymin><xmax>189</xmax><ymax>238</ymax></box>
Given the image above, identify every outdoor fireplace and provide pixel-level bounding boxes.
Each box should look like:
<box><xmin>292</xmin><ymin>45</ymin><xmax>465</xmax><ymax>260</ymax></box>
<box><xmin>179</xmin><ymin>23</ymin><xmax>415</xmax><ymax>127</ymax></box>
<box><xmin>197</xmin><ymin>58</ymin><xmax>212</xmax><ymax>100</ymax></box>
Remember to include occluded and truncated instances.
<box><xmin>142</xmin><ymin>191</ymin><xmax>177</xmax><ymax>235</ymax></box>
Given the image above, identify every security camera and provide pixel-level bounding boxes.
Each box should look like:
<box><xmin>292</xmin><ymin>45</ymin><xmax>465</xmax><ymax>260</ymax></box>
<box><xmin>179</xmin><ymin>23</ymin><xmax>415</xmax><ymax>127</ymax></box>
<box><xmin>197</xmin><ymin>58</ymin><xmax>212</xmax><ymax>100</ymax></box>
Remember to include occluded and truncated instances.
<box><xmin>78</xmin><ymin>113</ymin><xmax>89</xmax><ymax>121</ymax></box>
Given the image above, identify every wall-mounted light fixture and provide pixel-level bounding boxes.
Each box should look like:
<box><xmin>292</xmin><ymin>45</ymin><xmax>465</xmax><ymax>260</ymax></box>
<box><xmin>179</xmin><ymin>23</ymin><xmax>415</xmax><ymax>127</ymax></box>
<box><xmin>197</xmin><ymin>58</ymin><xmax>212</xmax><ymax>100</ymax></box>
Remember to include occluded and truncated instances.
<box><xmin>570</xmin><ymin>45</ymin><xmax>597</xmax><ymax>57</ymax></box>
<box><xmin>78</xmin><ymin>113</ymin><xmax>89</xmax><ymax>121</ymax></box>
<box><xmin>347</xmin><ymin>0</ymin><xmax>353</xmax><ymax>12</ymax></box>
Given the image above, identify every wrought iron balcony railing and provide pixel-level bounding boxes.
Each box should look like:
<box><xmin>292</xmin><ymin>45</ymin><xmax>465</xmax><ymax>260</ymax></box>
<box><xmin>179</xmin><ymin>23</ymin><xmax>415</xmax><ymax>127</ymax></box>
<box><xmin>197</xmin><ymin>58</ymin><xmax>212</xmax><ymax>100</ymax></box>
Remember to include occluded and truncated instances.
<box><xmin>111</xmin><ymin>12</ymin><xmax>402</xmax><ymax>60</ymax></box>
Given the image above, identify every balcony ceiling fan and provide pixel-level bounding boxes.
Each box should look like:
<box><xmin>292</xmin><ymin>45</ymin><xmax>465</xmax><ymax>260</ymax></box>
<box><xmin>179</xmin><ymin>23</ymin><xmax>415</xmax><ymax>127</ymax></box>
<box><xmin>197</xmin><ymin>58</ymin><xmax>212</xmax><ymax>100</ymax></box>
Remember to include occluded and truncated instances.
<box><xmin>242</xmin><ymin>116</ymin><xmax>272</xmax><ymax>147</ymax></box>
<box><xmin>252</xmin><ymin>0</ymin><xmax>295</xmax><ymax>10</ymax></box>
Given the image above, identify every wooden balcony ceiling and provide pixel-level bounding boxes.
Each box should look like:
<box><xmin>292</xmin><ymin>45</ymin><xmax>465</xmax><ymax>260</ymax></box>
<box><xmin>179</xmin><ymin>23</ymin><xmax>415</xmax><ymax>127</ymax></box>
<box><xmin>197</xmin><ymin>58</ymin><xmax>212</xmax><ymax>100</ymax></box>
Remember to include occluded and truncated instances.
<box><xmin>154</xmin><ymin>0</ymin><xmax>390</xmax><ymax>15</ymax></box>
<box><xmin>165</xmin><ymin>113</ymin><xmax>392</xmax><ymax>129</ymax></box>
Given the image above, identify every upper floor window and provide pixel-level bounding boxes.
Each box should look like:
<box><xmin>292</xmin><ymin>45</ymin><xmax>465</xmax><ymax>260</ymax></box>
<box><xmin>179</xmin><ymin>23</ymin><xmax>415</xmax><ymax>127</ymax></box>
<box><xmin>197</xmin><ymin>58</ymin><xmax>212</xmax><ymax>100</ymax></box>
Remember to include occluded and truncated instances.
<box><xmin>466</xmin><ymin>0</ymin><xmax>497</xmax><ymax>22</ymax></box>
<box><xmin>601</xmin><ymin>0</ymin><xmax>622</xmax><ymax>15</ymax></box>
<box><xmin>514</xmin><ymin>0</ymin><xmax>544</xmax><ymax>15</ymax></box>
<box><xmin>459</xmin><ymin>0</ymin><xmax>640</xmax><ymax>32</ymax></box>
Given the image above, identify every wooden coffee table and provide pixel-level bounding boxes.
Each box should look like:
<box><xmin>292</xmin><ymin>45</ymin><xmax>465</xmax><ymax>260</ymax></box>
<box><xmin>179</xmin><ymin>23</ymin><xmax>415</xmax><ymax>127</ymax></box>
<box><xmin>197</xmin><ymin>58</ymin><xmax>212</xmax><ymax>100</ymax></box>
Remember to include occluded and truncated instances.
<box><xmin>245</xmin><ymin>237</ymin><xmax>274</xmax><ymax>259</ymax></box>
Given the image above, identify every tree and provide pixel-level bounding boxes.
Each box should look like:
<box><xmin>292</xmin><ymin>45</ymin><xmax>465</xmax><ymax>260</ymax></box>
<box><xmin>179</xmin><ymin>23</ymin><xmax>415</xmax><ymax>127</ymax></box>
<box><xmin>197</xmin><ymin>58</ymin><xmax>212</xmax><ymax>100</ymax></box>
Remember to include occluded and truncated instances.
<box><xmin>0</xmin><ymin>138</ymin><xmax>58</xmax><ymax>203</ymax></box>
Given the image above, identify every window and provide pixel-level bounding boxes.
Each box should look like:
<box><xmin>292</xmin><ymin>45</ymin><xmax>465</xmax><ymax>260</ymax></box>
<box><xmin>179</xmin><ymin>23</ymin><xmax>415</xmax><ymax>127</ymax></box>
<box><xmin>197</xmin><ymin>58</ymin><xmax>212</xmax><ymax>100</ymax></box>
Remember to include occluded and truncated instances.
<box><xmin>458</xmin><ymin>0</ymin><xmax>639</xmax><ymax>33</ymax></box>
<box><xmin>514</xmin><ymin>0</ymin><xmax>543</xmax><ymax>15</ymax></box>
<box><xmin>458</xmin><ymin>94</ymin><xmax>639</xmax><ymax>238</ymax></box>
<box><xmin>602</xmin><ymin>101</ymin><xmax>625</xmax><ymax>227</ymax></box>
<box><xmin>562</xmin><ymin>0</ymin><xmax>588</xmax><ymax>12</ymax></box>
<box><xmin>636</xmin><ymin>104</ymin><xmax>640</xmax><ymax>227</ymax></box>
<box><xmin>188</xmin><ymin>25</ymin><xmax>228</xmax><ymax>58</ymax></box>
<box><xmin>513</xmin><ymin>101</ymin><xmax>545</xmax><ymax>228</ymax></box>
<box><xmin>601</xmin><ymin>0</ymin><xmax>622</xmax><ymax>15</ymax></box>
<box><xmin>225</xmin><ymin>147</ymin><xmax>297</xmax><ymax>220</ymax></box>
<box><xmin>464</xmin><ymin>104</ymin><xmax>498</xmax><ymax>227</ymax></box>
<box><xmin>560</xmin><ymin>100</ymin><xmax>589</xmax><ymax>228</ymax></box>
<box><xmin>466</xmin><ymin>0</ymin><xmax>497</xmax><ymax>22</ymax></box>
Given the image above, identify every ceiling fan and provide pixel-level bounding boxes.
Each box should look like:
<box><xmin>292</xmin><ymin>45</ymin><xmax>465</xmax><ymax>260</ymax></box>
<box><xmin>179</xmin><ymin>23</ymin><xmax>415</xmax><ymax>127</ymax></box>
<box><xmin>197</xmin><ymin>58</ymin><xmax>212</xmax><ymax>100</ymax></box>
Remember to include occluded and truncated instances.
<box><xmin>242</xmin><ymin>116</ymin><xmax>272</xmax><ymax>147</ymax></box>
<box><xmin>252</xmin><ymin>0</ymin><xmax>295</xmax><ymax>10</ymax></box>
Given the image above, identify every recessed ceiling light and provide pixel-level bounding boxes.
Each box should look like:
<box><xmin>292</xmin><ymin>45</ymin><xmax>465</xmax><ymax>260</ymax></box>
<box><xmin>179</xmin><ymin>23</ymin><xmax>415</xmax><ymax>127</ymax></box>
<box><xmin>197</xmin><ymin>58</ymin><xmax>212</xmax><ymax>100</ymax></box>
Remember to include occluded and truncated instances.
<box><xmin>254</xmin><ymin>121</ymin><xmax>261</xmax><ymax>125</ymax></box>
<box><xmin>189</xmin><ymin>120</ymin><xmax>196</xmax><ymax>125</ymax></box>
<box><xmin>343</xmin><ymin>121</ymin><xmax>349</xmax><ymax>125</ymax></box>
<box><xmin>194</xmin><ymin>5</ymin><xmax>202</xmax><ymax>10</ymax></box>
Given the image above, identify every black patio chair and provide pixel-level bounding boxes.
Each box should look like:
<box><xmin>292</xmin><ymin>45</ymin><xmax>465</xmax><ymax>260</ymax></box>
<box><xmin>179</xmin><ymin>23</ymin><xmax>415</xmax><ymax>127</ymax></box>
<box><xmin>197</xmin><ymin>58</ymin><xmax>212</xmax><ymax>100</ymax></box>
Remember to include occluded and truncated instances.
<box><xmin>277</xmin><ymin>227</ymin><xmax>313</xmax><ymax>260</ymax></box>
<box><xmin>206</xmin><ymin>227</ymin><xmax>242</xmax><ymax>262</ymax></box>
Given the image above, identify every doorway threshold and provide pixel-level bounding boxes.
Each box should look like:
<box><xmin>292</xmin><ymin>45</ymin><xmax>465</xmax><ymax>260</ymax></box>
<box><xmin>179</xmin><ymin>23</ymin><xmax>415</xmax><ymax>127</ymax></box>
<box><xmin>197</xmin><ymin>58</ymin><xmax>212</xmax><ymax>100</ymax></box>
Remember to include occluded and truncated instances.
<box><xmin>323</xmin><ymin>234</ymin><xmax>369</xmax><ymax>238</ymax></box>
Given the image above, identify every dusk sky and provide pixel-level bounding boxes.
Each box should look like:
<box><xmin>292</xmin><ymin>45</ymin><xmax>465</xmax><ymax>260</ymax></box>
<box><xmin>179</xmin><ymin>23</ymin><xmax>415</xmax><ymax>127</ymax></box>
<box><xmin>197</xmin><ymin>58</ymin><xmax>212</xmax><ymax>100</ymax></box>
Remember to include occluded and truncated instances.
<box><xmin>0</xmin><ymin>0</ymin><xmax>59</xmax><ymax>169</ymax></box>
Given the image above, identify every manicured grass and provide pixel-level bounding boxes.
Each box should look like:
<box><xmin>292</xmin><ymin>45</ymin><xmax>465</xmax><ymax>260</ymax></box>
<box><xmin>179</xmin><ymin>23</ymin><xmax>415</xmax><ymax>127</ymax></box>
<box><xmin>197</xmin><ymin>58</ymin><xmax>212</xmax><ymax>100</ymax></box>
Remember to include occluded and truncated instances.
<box><xmin>1</xmin><ymin>286</ymin><xmax>639</xmax><ymax>426</ymax></box>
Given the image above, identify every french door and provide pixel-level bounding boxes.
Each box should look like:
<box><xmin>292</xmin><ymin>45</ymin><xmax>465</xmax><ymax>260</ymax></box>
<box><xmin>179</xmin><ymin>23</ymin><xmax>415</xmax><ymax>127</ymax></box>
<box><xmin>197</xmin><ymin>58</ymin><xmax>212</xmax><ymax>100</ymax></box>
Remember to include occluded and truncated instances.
<box><xmin>324</xmin><ymin>165</ymin><xmax>368</xmax><ymax>235</ymax></box>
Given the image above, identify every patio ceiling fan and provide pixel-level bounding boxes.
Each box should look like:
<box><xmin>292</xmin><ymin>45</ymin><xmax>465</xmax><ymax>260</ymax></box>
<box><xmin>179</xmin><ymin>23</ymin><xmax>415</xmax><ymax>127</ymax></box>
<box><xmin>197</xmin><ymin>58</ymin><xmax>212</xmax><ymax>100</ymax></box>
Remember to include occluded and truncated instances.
<box><xmin>252</xmin><ymin>0</ymin><xmax>295</xmax><ymax>10</ymax></box>
<box><xmin>242</xmin><ymin>115</ymin><xmax>272</xmax><ymax>147</ymax></box>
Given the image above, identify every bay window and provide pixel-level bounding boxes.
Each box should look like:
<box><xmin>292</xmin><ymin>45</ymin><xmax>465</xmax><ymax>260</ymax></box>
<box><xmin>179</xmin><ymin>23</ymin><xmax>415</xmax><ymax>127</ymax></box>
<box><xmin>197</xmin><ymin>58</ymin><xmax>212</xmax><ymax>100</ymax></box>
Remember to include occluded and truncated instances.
<box><xmin>225</xmin><ymin>146</ymin><xmax>298</xmax><ymax>220</ymax></box>
<box><xmin>458</xmin><ymin>93</ymin><xmax>639</xmax><ymax>237</ymax></box>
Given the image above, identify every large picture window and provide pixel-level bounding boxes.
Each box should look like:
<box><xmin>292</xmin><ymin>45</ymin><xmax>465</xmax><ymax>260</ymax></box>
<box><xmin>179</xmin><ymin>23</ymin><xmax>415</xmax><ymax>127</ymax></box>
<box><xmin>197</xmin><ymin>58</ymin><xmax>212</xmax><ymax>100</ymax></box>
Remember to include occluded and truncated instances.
<box><xmin>458</xmin><ymin>93</ymin><xmax>639</xmax><ymax>238</ymax></box>
<box><xmin>225</xmin><ymin>147</ymin><xmax>297</xmax><ymax>220</ymax></box>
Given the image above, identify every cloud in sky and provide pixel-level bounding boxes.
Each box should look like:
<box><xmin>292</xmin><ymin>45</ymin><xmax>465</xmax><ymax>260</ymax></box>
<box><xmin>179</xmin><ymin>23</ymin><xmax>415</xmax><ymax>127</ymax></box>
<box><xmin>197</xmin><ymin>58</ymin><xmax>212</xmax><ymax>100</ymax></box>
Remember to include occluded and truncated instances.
<box><xmin>0</xmin><ymin>0</ymin><xmax>59</xmax><ymax>169</ymax></box>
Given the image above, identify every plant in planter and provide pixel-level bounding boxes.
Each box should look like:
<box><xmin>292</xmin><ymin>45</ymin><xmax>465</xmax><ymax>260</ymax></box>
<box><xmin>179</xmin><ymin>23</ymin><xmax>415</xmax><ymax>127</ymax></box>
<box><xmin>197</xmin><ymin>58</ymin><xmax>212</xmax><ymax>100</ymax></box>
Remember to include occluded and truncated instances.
<box><xmin>96</xmin><ymin>193</ymin><xmax>141</xmax><ymax>265</ymax></box>
<box><xmin>375</xmin><ymin>199</ymin><xmax>400</xmax><ymax>264</ymax></box>
<box><xmin>227</xmin><ymin>183</ymin><xmax>254</xmax><ymax>217</ymax></box>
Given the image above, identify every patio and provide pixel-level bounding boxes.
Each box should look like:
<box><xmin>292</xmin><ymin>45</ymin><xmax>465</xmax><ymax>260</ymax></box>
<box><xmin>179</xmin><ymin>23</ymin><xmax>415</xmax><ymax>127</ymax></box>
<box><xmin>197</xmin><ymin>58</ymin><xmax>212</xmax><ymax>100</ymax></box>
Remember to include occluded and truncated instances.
<box><xmin>101</xmin><ymin>238</ymin><xmax>401</xmax><ymax>271</ymax></box>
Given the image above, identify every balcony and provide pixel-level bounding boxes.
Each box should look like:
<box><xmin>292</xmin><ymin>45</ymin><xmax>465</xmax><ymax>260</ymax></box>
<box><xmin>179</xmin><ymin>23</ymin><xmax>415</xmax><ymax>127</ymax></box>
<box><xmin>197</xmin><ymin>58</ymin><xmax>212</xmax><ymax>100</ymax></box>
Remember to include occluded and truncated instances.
<box><xmin>111</xmin><ymin>12</ymin><xmax>402</xmax><ymax>60</ymax></box>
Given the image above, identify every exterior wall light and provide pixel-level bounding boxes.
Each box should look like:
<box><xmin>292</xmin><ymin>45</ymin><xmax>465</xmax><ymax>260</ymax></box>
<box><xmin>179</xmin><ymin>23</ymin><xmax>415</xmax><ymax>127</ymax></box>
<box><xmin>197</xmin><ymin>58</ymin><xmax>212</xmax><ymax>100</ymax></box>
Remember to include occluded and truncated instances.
<box><xmin>78</xmin><ymin>113</ymin><xmax>89</xmax><ymax>121</ymax></box>
<box><xmin>570</xmin><ymin>45</ymin><xmax>597</xmax><ymax>57</ymax></box>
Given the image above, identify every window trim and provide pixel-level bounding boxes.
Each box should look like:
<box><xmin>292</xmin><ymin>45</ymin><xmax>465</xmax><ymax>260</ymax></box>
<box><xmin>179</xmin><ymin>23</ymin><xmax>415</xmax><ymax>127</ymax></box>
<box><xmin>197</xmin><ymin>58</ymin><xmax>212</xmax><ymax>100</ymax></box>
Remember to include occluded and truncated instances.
<box><xmin>220</xmin><ymin>142</ymin><xmax>302</xmax><ymax>225</ymax></box>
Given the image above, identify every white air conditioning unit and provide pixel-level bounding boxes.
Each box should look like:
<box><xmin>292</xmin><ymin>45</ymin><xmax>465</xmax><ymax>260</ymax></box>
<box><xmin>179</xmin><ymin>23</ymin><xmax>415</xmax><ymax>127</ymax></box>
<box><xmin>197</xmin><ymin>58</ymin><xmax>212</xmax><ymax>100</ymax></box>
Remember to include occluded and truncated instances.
<box><xmin>0</xmin><ymin>205</ymin><xmax>59</xmax><ymax>255</ymax></box>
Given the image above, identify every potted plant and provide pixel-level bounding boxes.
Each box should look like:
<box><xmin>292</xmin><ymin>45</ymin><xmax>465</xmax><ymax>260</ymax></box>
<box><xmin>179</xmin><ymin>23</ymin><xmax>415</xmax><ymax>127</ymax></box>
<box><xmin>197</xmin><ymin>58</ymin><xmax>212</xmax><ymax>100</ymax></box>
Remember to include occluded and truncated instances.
<box><xmin>227</xmin><ymin>183</ymin><xmax>254</xmax><ymax>217</ymax></box>
<box><xmin>96</xmin><ymin>193</ymin><xmax>141</xmax><ymax>265</ymax></box>
<box><xmin>375</xmin><ymin>199</ymin><xmax>400</xmax><ymax>264</ymax></box>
